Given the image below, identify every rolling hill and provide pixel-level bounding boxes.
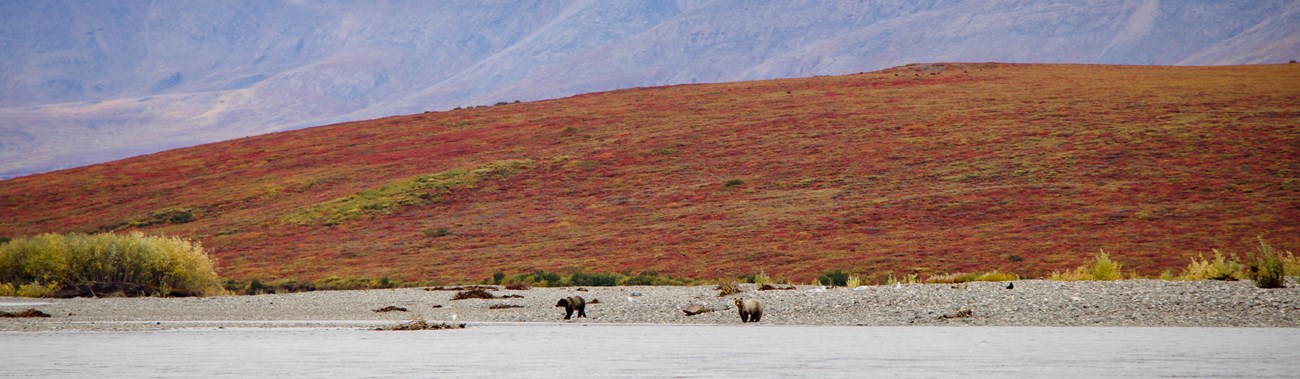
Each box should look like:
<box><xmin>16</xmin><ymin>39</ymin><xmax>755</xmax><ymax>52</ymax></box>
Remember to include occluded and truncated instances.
<box><xmin>1</xmin><ymin>63</ymin><xmax>1298</xmax><ymax>283</ymax></box>
<box><xmin>3</xmin><ymin>0</ymin><xmax>1299</xmax><ymax>178</ymax></box>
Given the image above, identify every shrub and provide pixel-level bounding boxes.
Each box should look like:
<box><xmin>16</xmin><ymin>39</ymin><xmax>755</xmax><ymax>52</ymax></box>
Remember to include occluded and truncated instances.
<box><xmin>314</xmin><ymin>276</ymin><xmax>378</xmax><ymax>291</ymax></box>
<box><xmin>737</xmin><ymin>270</ymin><xmax>778</xmax><ymax>286</ymax></box>
<box><xmin>569</xmin><ymin>271</ymin><xmax>623</xmax><ymax>287</ymax></box>
<box><xmin>1051</xmin><ymin>251</ymin><xmax>1123</xmax><ymax>281</ymax></box>
<box><xmin>247</xmin><ymin>278</ymin><xmax>266</xmax><ymax>294</ymax></box>
<box><xmin>267</xmin><ymin>279</ymin><xmax>314</xmax><ymax>293</ymax></box>
<box><xmin>716</xmin><ymin>279</ymin><xmax>742</xmax><ymax>296</ymax></box>
<box><xmin>15</xmin><ymin>281</ymin><xmax>59</xmax><ymax>297</ymax></box>
<box><xmin>977</xmin><ymin>271</ymin><xmax>1018</xmax><ymax>282</ymax></box>
<box><xmin>504</xmin><ymin>270</ymin><xmax>566</xmax><ymax>287</ymax></box>
<box><xmin>0</xmin><ymin>232</ymin><xmax>221</xmax><ymax>297</ymax></box>
<box><xmin>1284</xmin><ymin>250</ymin><xmax>1300</xmax><ymax>277</ymax></box>
<box><xmin>723</xmin><ymin>179</ymin><xmax>745</xmax><ymax>188</ymax></box>
<box><xmin>845</xmin><ymin>275</ymin><xmax>862</xmax><ymax>288</ymax></box>
<box><xmin>621</xmin><ymin>271</ymin><xmax>693</xmax><ymax>286</ymax></box>
<box><xmin>927</xmin><ymin>271</ymin><xmax>1018</xmax><ymax>283</ymax></box>
<box><xmin>885</xmin><ymin>273</ymin><xmax>921</xmax><ymax>285</ymax></box>
<box><xmin>817</xmin><ymin>270</ymin><xmax>850</xmax><ymax>287</ymax></box>
<box><xmin>1179</xmin><ymin>250</ymin><xmax>1246</xmax><ymax>281</ymax></box>
<box><xmin>1251</xmin><ymin>239</ymin><xmax>1287</xmax><ymax>289</ymax></box>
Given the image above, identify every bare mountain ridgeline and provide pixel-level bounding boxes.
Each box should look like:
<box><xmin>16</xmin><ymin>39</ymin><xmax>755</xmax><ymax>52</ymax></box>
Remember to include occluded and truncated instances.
<box><xmin>0</xmin><ymin>63</ymin><xmax>1297</xmax><ymax>283</ymax></box>
<box><xmin>3</xmin><ymin>1</ymin><xmax>1300</xmax><ymax>178</ymax></box>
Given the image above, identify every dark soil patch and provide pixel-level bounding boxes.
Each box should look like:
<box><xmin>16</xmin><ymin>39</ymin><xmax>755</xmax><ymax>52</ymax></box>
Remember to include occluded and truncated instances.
<box><xmin>373</xmin><ymin>306</ymin><xmax>408</xmax><ymax>313</ymax></box>
<box><xmin>52</xmin><ymin>282</ymin><xmax>197</xmax><ymax>298</ymax></box>
<box><xmin>759</xmin><ymin>284</ymin><xmax>797</xmax><ymax>291</ymax></box>
<box><xmin>489</xmin><ymin>304</ymin><xmax>524</xmax><ymax>310</ymax></box>
<box><xmin>0</xmin><ymin>309</ymin><xmax>50</xmax><ymax>318</ymax></box>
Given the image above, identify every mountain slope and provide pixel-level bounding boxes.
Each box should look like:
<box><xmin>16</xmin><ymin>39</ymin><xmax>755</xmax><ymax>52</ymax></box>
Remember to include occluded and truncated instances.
<box><xmin>2</xmin><ymin>63</ymin><xmax>1297</xmax><ymax>283</ymax></box>
<box><xmin>3</xmin><ymin>0</ymin><xmax>1299</xmax><ymax>178</ymax></box>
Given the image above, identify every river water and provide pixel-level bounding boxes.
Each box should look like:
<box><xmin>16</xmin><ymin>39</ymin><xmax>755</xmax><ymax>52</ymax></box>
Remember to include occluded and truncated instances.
<box><xmin>2</xmin><ymin>325</ymin><xmax>1297</xmax><ymax>378</ymax></box>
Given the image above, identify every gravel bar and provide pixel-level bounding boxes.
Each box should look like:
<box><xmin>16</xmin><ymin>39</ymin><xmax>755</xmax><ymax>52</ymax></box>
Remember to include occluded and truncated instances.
<box><xmin>2</xmin><ymin>280</ymin><xmax>1298</xmax><ymax>331</ymax></box>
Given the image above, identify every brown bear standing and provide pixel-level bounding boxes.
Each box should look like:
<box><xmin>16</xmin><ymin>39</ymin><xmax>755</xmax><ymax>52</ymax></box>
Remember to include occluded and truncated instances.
<box><xmin>735</xmin><ymin>298</ymin><xmax>764</xmax><ymax>322</ymax></box>
<box><xmin>556</xmin><ymin>296</ymin><xmax>587</xmax><ymax>320</ymax></box>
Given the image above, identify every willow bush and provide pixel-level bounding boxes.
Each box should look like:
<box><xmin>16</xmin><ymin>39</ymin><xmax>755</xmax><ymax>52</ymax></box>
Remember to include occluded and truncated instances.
<box><xmin>0</xmin><ymin>232</ymin><xmax>221</xmax><ymax>297</ymax></box>
<box><xmin>1051</xmin><ymin>251</ymin><xmax>1124</xmax><ymax>281</ymax></box>
<box><xmin>1179</xmin><ymin>250</ymin><xmax>1248</xmax><ymax>281</ymax></box>
<box><xmin>1251</xmin><ymin>239</ymin><xmax>1288</xmax><ymax>289</ymax></box>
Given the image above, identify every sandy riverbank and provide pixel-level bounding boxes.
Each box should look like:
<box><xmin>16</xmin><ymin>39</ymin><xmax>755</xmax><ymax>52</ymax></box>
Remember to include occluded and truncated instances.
<box><xmin>3</xmin><ymin>279</ymin><xmax>1298</xmax><ymax>331</ymax></box>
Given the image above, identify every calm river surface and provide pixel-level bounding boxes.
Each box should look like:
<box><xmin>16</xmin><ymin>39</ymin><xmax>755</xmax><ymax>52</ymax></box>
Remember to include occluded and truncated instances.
<box><xmin>3</xmin><ymin>325</ymin><xmax>1297</xmax><ymax>378</ymax></box>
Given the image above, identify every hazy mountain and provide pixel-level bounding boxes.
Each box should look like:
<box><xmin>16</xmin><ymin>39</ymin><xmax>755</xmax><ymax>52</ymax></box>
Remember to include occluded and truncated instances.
<box><xmin>2</xmin><ymin>0</ymin><xmax>1297</xmax><ymax>178</ymax></box>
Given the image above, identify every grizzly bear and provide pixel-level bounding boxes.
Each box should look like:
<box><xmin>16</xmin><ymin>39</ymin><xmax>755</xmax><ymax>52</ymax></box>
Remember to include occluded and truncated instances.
<box><xmin>735</xmin><ymin>298</ymin><xmax>764</xmax><ymax>322</ymax></box>
<box><xmin>556</xmin><ymin>296</ymin><xmax>587</xmax><ymax>320</ymax></box>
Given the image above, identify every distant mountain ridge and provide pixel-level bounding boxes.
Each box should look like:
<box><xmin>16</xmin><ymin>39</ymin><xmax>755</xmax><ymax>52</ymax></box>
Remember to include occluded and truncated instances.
<box><xmin>2</xmin><ymin>0</ymin><xmax>1298</xmax><ymax>178</ymax></box>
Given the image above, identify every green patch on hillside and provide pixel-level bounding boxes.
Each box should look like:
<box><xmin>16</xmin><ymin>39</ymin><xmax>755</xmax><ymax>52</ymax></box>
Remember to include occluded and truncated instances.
<box><xmin>103</xmin><ymin>208</ymin><xmax>198</xmax><ymax>232</ymax></box>
<box><xmin>284</xmin><ymin>159</ymin><xmax>534</xmax><ymax>226</ymax></box>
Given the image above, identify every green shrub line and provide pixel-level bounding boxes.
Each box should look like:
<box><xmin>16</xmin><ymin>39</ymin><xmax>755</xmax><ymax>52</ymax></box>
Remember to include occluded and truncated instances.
<box><xmin>0</xmin><ymin>232</ymin><xmax>221</xmax><ymax>297</ymax></box>
<box><xmin>212</xmin><ymin>241</ymin><xmax>1299</xmax><ymax>295</ymax></box>
<box><xmin>4</xmin><ymin>235</ymin><xmax>1296</xmax><ymax>297</ymax></box>
<box><xmin>222</xmin><ymin>276</ymin><xmax>440</xmax><ymax>295</ymax></box>
<box><xmin>488</xmin><ymin>269</ymin><xmax>696</xmax><ymax>287</ymax></box>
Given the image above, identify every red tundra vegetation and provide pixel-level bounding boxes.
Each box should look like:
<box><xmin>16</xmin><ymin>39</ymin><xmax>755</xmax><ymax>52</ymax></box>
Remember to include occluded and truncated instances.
<box><xmin>1</xmin><ymin>63</ymin><xmax>1296</xmax><ymax>283</ymax></box>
